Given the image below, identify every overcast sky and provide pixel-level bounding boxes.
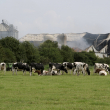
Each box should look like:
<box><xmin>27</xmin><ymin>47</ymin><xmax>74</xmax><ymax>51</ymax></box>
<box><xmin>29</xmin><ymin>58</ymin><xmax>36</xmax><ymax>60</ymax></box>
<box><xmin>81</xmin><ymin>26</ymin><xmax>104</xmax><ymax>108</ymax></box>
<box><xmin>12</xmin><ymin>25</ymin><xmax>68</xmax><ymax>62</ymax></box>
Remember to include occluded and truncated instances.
<box><xmin>0</xmin><ymin>0</ymin><xmax>110</xmax><ymax>38</ymax></box>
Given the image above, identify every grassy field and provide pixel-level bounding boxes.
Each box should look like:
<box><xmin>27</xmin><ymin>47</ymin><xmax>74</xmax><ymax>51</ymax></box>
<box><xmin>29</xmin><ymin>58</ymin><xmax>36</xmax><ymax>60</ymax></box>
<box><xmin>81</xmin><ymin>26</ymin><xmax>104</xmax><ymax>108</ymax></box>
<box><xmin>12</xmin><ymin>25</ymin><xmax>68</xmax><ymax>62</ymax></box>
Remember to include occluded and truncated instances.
<box><xmin>0</xmin><ymin>67</ymin><xmax>110</xmax><ymax>110</ymax></box>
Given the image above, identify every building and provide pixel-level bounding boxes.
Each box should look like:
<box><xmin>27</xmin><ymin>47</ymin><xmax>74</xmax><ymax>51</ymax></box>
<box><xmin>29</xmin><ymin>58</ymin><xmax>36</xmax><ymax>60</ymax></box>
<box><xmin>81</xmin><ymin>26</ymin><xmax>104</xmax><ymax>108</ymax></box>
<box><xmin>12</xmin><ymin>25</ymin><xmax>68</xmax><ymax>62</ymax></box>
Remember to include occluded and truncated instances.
<box><xmin>0</xmin><ymin>20</ymin><xmax>18</xmax><ymax>39</ymax></box>
<box><xmin>19</xmin><ymin>33</ymin><xmax>85</xmax><ymax>47</ymax></box>
<box><xmin>19</xmin><ymin>32</ymin><xmax>110</xmax><ymax>58</ymax></box>
<box><xmin>85</xmin><ymin>45</ymin><xmax>108</xmax><ymax>58</ymax></box>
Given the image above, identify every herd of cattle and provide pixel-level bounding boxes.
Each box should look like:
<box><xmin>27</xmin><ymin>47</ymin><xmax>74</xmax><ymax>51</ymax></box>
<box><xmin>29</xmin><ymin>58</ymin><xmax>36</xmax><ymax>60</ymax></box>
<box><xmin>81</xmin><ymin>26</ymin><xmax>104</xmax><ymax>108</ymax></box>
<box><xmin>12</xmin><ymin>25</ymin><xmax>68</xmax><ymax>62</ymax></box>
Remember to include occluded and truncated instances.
<box><xmin>0</xmin><ymin>62</ymin><xmax>110</xmax><ymax>76</ymax></box>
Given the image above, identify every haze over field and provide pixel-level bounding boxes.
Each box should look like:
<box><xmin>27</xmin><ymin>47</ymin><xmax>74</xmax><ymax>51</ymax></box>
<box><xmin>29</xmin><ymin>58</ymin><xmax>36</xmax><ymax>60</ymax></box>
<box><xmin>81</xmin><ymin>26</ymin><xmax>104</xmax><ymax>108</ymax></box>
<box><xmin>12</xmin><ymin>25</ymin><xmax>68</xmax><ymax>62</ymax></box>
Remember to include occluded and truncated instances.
<box><xmin>0</xmin><ymin>0</ymin><xmax>110</xmax><ymax>39</ymax></box>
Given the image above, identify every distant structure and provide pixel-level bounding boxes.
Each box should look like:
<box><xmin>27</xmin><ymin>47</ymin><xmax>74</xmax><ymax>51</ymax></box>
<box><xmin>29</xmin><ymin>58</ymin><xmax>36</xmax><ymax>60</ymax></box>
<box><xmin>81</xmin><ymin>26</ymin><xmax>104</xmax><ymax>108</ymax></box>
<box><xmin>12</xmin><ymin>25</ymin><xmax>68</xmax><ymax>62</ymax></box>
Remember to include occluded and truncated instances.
<box><xmin>19</xmin><ymin>33</ymin><xmax>86</xmax><ymax>47</ymax></box>
<box><xmin>19</xmin><ymin>33</ymin><xmax>86</xmax><ymax>44</ymax></box>
<box><xmin>19</xmin><ymin>33</ymin><xmax>69</xmax><ymax>47</ymax></box>
<box><xmin>85</xmin><ymin>45</ymin><xmax>108</xmax><ymax>58</ymax></box>
<box><xmin>0</xmin><ymin>20</ymin><xmax>18</xmax><ymax>39</ymax></box>
<box><xmin>85</xmin><ymin>33</ymin><xmax>110</xmax><ymax>58</ymax></box>
<box><xmin>19</xmin><ymin>32</ymin><xmax>110</xmax><ymax>58</ymax></box>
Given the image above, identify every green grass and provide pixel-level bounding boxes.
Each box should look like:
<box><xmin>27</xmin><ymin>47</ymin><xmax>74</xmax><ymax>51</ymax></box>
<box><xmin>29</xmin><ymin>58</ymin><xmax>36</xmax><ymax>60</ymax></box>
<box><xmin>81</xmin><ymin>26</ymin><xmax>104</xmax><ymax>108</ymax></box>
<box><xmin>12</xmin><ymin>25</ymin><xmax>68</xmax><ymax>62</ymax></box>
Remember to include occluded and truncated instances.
<box><xmin>0</xmin><ymin>67</ymin><xmax>110</xmax><ymax>110</ymax></box>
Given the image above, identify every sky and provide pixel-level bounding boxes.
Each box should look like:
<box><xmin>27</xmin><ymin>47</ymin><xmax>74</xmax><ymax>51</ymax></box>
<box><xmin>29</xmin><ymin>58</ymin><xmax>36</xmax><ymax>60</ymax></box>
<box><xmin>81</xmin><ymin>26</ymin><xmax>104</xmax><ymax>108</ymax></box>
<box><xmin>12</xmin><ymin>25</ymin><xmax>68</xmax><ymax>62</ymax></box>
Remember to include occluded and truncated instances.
<box><xmin>0</xmin><ymin>0</ymin><xmax>110</xmax><ymax>39</ymax></box>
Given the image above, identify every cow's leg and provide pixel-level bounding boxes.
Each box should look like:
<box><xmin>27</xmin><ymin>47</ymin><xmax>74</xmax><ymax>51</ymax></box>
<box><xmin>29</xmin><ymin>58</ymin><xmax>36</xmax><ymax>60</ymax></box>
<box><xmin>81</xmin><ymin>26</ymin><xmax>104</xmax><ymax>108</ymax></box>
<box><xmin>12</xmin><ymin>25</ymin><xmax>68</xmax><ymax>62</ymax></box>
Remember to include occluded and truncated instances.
<box><xmin>93</xmin><ymin>65</ymin><xmax>96</xmax><ymax>74</ymax></box>
<box><xmin>83</xmin><ymin>70</ymin><xmax>85</xmax><ymax>76</ymax></box>
<box><xmin>77</xmin><ymin>68</ymin><xmax>80</xmax><ymax>76</ymax></box>
<box><xmin>51</xmin><ymin>68</ymin><xmax>54</xmax><ymax>75</ymax></box>
<box><xmin>23</xmin><ymin>70</ymin><xmax>24</xmax><ymax>75</ymax></box>
<box><xmin>30</xmin><ymin>72</ymin><xmax>32</xmax><ymax>76</ymax></box>
<box><xmin>15</xmin><ymin>69</ymin><xmax>17</xmax><ymax>75</ymax></box>
<box><xmin>73</xmin><ymin>69</ymin><xmax>77</xmax><ymax>75</ymax></box>
<box><xmin>12</xmin><ymin>67</ymin><xmax>15</xmax><ymax>75</ymax></box>
<box><xmin>62</xmin><ymin>71</ymin><xmax>64</xmax><ymax>75</ymax></box>
<box><xmin>77</xmin><ymin>70</ymin><xmax>79</xmax><ymax>76</ymax></box>
<box><xmin>30</xmin><ymin>66</ymin><xmax>32</xmax><ymax>76</ymax></box>
<box><xmin>49</xmin><ymin>68</ymin><xmax>52</xmax><ymax>72</ymax></box>
<box><xmin>25</xmin><ymin>70</ymin><xmax>26</xmax><ymax>75</ymax></box>
<box><xmin>58</xmin><ymin>70</ymin><xmax>61</xmax><ymax>75</ymax></box>
<box><xmin>4</xmin><ymin>67</ymin><xmax>6</xmax><ymax>75</ymax></box>
<box><xmin>71</xmin><ymin>70</ymin><xmax>72</xmax><ymax>74</ymax></box>
<box><xmin>41</xmin><ymin>69</ymin><xmax>43</xmax><ymax>75</ymax></box>
<box><xmin>0</xmin><ymin>65</ymin><xmax>1</xmax><ymax>71</ymax></box>
<box><xmin>72</xmin><ymin>68</ymin><xmax>74</xmax><ymax>74</ymax></box>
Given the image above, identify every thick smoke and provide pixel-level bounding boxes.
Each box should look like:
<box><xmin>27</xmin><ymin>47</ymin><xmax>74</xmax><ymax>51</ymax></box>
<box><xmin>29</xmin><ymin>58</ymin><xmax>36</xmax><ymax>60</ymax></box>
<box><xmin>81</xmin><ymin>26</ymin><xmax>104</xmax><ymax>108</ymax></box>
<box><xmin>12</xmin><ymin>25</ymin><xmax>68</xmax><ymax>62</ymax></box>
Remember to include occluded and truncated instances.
<box><xmin>57</xmin><ymin>34</ymin><xmax>67</xmax><ymax>46</ymax></box>
<box><xmin>67</xmin><ymin>37</ymin><xmax>91</xmax><ymax>50</ymax></box>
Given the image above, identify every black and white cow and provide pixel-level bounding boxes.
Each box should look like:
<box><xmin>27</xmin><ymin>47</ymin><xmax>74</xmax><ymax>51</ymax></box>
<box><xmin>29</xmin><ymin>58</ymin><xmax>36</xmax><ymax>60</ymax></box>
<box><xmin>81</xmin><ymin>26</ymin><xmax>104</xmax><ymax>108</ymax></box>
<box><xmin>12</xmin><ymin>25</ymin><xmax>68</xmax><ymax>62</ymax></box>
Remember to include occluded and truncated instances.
<box><xmin>73</xmin><ymin>62</ymin><xmax>90</xmax><ymax>76</ymax></box>
<box><xmin>62</xmin><ymin>62</ymin><xmax>74</xmax><ymax>74</ymax></box>
<box><xmin>12</xmin><ymin>62</ymin><xmax>30</xmax><ymax>75</ymax></box>
<box><xmin>30</xmin><ymin>63</ymin><xmax>44</xmax><ymax>76</ymax></box>
<box><xmin>49</xmin><ymin>62</ymin><xmax>68</xmax><ymax>75</ymax></box>
<box><xmin>94</xmin><ymin>63</ymin><xmax>110</xmax><ymax>74</ymax></box>
<box><xmin>0</xmin><ymin>62</ymin><xmax>6</xmax><ymax>74</ymax></box>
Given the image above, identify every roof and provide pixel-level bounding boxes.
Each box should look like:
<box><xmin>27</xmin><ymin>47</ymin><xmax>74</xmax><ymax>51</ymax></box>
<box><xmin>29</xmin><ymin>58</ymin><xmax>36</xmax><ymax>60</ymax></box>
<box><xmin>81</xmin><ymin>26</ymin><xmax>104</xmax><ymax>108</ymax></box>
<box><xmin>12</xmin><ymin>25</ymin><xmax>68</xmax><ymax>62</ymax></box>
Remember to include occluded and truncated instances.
<box><xmin>99</xmin><ymin>45</ymin><xmax>108</xmax><ymax>53</ymax></box>
<box><xmin>85</xmin><ymin>45</ymin><xmax>98</xmax><ymax>52</ymax></box>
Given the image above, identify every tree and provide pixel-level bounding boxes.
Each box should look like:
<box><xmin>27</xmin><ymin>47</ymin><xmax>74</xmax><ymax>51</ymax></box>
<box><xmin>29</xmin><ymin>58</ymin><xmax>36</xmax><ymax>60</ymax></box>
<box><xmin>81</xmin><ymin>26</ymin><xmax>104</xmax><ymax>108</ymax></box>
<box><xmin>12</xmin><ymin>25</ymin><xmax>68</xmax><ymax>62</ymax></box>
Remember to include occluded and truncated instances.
<box><xmin>21</xmin><ymin>41</ymin><xmax>40</xmax><ymax>63</ymax></box>
<box><xmin>74</xmin><ymin>51</ymin><xmax>97</xmax><ymax>65</ymax></box>
<box><xmin>0</xmin><ymin>44</ymin><xmax>16</xmax><ymax>63</ymax></box>
<box><xmin>17</xmin><ymin>42</ymin><xmax>27</xmax><ymax>62</ymax></box>
<box><xmin>0</xmin><ymin>37</ymin><xmax>20</xmax><ymax>61</ymax></box>
<box><xmin>38</xmin><ymin>40</ymin><xmax>63</xmax><ymax>63</ymax></box>
<box><xmin>60</xmin><ymin>45</ymin><xmax>74</xmax><ymax>62</ymax></box>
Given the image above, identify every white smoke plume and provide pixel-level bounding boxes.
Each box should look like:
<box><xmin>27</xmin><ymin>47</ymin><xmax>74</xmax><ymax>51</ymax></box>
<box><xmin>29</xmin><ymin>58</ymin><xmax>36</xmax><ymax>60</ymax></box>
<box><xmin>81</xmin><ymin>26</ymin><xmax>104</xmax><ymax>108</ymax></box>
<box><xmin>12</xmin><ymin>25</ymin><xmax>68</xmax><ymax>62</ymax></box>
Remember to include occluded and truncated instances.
<box><xmin>67</xmin><ymin>37</ymin><xmax>91</xmax><ymax>50</ymax></box>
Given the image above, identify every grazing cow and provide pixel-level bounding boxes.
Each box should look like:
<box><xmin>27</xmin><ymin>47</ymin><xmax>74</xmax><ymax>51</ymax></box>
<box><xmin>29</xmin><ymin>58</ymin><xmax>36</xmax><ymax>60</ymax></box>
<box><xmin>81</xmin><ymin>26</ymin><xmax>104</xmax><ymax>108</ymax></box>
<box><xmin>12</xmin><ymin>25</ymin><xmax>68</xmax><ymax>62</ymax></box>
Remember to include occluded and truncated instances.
<box><xmin>49</xmin><ymin>62</ymin><xmax>68</xmax><ymax>75</ymax></box>
<box><xmin>95</xmin><ymin>68</ymin><xmax>107</xmax><ymax>76</ymax></box>
<box><xmin>34</xmin><ymin>70</ymin><xmax>42</xmax><ymax>75</ymax></box>
<box><xmin>63</xmin><ymin>62</ymin><xmax>74</xmax><ymax>74</ymax></box>
<box><xmin>51</xmin><ymin>70</ymin><xmax>58</xmax><ymax>75</ymax></box>
<box><xmin>12</xmin><ymin>62</ymin><xmax>30</xmax><ymax>75</ymax></box>
<box><xmin>73</xmin><ymin>62</ymin><xmax>90</xmax><ymax>76</ymax></box>
<box><xmin>30</xmin><ymin>63</ymin><xmax>44</xmax><ymax>76</ymax></box>
<box><xmin>42</xmin><ymin>70</ymin><xmax>52</xmax><ymax>75</ymax></box>
<box><xmin>34</xmin><ymin>70</ymin><xmax>53</xmax><ymax>76</ymax></box>
<box><xmin>99</xmin><ymin>70</ymin><xmax>107</xmax><ymax>76</ymax></box>
<box><xmin>0</xmin><ymin>62</ymin><xmax>6</xmax><ymax>74</ymax></box>
<box><xmin>94</xmin><ymin>63</ymin><xmax>110</xmax><ymax>74</ymax></box>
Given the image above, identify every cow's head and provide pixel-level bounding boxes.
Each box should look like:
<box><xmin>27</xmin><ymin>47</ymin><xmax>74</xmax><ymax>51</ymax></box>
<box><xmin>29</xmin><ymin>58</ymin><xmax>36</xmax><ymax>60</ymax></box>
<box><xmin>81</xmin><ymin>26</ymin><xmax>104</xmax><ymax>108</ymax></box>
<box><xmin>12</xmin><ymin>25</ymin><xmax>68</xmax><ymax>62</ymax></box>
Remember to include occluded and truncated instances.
<box><xmin>1</xmin><ymin>63</ymin><xmax>4</xmax><ymax>66</ymax></box>
<box><xmin>107</xmin><ymin>67</ymin><xmax>110</xmax><ymax>74</ymax></box>
<box><xmin>72</xmin><ymin>63</ymin><xmax>77</xmax><ymax>70</ymax></box>
<box><xmin>64</xmin><ymin>68</ymin><xmax>68</xmax><ymax>73</ymax></box>
<box><xmin>86</xmin><ymin>67</ymin><xmax>90</xmax><ymax>75</ymax></box>
<box><xmin>83</xmin><ymin>63</ymin><xmax>90</xmax><ymax>75</ymax></box>
<box><xmin>61</xmin><ymin>64</ymin><xmax>68</xmax><ymax>73</ymax></box>
<box><xmin>62</xmin><ymin>62</ymin><xmax>68</xmax><ymax>69</ymax></box>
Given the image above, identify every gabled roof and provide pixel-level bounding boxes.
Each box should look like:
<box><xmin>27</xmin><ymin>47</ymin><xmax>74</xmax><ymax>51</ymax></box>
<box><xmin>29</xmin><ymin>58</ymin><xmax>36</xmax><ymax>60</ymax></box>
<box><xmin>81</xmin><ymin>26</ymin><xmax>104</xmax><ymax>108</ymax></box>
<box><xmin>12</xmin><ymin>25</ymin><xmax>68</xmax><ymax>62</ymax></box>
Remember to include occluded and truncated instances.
<box><xmin>85</xmin><ymin>45</ymin><xmax>98</xmax><ymax>52</ymax></box>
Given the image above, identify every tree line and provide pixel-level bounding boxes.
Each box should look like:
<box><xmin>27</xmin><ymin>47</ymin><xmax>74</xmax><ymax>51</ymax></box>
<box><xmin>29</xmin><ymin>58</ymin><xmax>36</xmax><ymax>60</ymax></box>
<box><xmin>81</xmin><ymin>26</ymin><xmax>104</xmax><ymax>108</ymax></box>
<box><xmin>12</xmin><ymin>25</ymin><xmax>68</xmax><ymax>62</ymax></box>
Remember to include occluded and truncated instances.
<box><xmin>0</xmin><ymin>37</ymin><xmax>110</xmax><ymax>65</ymax></box>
